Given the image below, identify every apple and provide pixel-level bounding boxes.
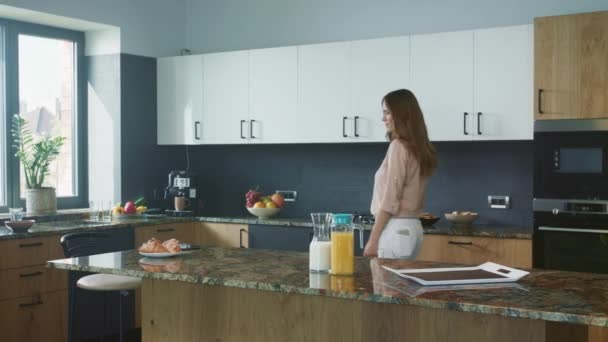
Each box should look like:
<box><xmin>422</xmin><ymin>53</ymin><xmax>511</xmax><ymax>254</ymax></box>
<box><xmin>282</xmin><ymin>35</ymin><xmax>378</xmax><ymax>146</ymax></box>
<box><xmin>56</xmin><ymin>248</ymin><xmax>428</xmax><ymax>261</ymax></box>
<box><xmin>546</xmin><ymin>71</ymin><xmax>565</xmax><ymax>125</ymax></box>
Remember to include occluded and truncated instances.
<box><xmin>271</xmin><ymin>193</ymin><xmax>285</xmax><ymax>208</ymax></box>
<box><xmin>266</xmin><ymin>202</ymin><xmax>278</xmax><ymax>209</ymax></box>
<box><xmin>124</xmin><ymin>201</ymin><xmax>137</xmax><ymax>214</ymax></box>
<box><xmin>253</xmin><ymin>201</ymin><xmax>266</xmax><ymax>209</ymax></box>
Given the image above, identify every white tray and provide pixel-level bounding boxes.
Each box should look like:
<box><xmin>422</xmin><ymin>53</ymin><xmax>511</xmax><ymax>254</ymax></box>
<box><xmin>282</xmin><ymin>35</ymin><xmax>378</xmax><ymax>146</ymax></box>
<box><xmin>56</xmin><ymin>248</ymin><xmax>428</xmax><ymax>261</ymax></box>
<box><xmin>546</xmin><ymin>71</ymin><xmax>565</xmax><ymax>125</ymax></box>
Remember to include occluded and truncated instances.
<box><xmin>382</xmin><ymin>262</ymin><xmax>529</xmax><ymax>286</ymax></box>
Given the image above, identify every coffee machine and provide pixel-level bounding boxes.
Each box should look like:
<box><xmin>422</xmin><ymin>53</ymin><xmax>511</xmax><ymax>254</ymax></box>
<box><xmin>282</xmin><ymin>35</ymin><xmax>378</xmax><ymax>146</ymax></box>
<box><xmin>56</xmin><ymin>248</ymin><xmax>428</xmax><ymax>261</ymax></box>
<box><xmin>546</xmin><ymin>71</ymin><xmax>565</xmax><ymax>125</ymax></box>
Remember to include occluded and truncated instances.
<box><xmin>164</xmin><ymin>170</ymin><xmax>200</xmax><ymax>216</ymax></box>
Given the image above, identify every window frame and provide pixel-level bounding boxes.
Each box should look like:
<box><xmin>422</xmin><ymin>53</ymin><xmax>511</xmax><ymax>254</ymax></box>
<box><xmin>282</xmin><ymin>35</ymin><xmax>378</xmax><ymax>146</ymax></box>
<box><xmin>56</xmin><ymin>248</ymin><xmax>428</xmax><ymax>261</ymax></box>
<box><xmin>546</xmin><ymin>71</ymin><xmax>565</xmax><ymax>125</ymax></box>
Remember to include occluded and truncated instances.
<box><xmin>1</xmin><ymin>18</ymin><xmax>88</xmax><ymax>211</ymax></box>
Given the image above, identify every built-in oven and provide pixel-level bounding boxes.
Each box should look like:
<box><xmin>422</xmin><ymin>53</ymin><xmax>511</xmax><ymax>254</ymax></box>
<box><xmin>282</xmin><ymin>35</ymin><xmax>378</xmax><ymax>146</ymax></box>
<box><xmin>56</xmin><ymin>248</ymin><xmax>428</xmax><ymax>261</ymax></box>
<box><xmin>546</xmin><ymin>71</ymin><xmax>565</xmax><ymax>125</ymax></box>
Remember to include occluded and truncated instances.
<box><xmin>533</xmin><ymin>120</ymin><xmax>608</xmax><ymax>273</ymax></box>
<box><xmin>533</xmin><ymin>199</ymin><xmax>608</xmax><ymax>273</ymax></box>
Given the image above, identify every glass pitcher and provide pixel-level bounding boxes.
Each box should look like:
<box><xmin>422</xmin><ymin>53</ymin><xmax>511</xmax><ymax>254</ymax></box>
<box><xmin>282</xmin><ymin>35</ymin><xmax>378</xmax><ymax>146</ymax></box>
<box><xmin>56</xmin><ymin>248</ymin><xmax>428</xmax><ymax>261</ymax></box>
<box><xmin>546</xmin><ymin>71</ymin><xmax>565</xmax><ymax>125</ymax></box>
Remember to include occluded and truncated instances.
<box><xmin>309</xmin><ymin>213</ymin><xmax>332</xmax><ymax>273</ymax></box>
<box><xmin>330</xmin><ymin>213</ymin><xmax>364</xmax><ymax>275</ymax></box>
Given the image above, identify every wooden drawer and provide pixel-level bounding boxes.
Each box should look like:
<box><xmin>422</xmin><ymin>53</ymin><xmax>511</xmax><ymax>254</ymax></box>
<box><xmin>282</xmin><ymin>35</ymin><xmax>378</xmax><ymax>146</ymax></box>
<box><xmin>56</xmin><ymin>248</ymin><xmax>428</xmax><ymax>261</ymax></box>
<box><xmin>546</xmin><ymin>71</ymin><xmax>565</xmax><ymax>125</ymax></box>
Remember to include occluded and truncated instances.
<box><xmin>0</xmin><ymin>290</ymin><xmax>68</xmax><ymax>342</ymax></box>
<box><xmin>0</xmin><ymin>236</ymin><xmax>63</xmax><ymax>270</ymax></box>
<box><xmin>417</xmin><ymin>235</ymin><xmax>532</xmax><ymax>268</ymax></box>
<box><xmin>194</xmin><ymin>222</ymin><xmax>249</xmax><ymax>248</ymax></box>
<box><xmin>0</xmin><ymin>265</ymin><xmax>68</xmax><ymax>301</ymax></box>
<box><xmin>134</xmin><ymin>222</ymin><xmax>195</xmax><ymax>248</ymax></box>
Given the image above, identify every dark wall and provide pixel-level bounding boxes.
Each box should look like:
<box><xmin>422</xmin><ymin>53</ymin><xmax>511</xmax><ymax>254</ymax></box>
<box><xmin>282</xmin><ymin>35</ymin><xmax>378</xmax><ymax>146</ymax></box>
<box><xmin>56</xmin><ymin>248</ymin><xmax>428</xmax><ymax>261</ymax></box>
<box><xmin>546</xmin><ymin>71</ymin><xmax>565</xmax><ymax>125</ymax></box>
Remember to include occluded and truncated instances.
<box><xmin>120</xmin><ymin>54</ymin><xmax>180</xmax><ymax>203</ymax></box>
<box><xmin>117</xmin><ymin>54</ymin><xmax>533</xmax><ymax>227</ymax></box>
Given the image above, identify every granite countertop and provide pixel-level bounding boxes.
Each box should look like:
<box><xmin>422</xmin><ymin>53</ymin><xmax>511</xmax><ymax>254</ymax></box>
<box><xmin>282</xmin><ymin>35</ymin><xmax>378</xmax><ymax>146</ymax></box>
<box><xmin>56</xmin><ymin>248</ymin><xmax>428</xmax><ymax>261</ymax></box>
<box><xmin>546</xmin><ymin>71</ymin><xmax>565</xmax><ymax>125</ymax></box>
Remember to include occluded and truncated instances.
<box><xmin>0</xmin><ymin>216</ymin><xmax>197</xmax><ymax>241</ymax></box>
<box><xmin>199</xmin><ymin>216</ymin><xmax>532</xmax><ymax>239</ymax></box>
<box><xmin>48</xmin><ymin>247</ymin><xmax>608</xmax><ymax>327</ymax></box>
<box><xmin>0</xmin><ymin>214</ymin><xmax>532</xmax><ymax>241</ymax></box>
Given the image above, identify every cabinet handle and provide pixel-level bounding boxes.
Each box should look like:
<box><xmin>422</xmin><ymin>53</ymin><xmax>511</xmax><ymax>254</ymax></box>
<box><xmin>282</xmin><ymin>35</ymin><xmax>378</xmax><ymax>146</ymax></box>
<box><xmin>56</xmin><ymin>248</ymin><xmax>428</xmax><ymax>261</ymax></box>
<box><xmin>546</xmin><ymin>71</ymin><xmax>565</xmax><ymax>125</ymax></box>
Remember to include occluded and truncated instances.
<box><xmin>194</xmin><ymin>121</ymin><xmax>201</xmax><ymax>140</ymax></box>
<box><xmin>538</xmin><ymin>89</ymin><xmax>544</xmax><ymax>114</ymax></box>
<box><xmin>19</xmin><ymin>271</ymin><xmax>44</xmax><ymax>278</ymax></box>
<box><xmin>240</xmin><ymin>120</ymin><xmax>246</xmax><ymax>139</ymax></box>
<box><xmin>239</xmin><ymin>228</ymin><xmax>247</xmax><ymax>248</ymax></box>
<box><xmin>342</xmin><ymin>116</ymin><xmax>348</xmax><ymax>138</ymax></box>
<box><xmin>477</xmin><ymin>112</ymin><xmax>482</xmax><ymax>135</ymax></box>
<box><xmin>463</xmin><ymin>112</ymin><xmax>469</xmax><ymax>135</ymax></box>
<box><xmin>156</xmin><ymin>228</ymin><xmax>175</xmax><ymax>233</ymax></box>
<box><xmin>354</xmin><ymin>116</ymin><xmax>360</xmax><ymax>137</ymax></box>
<box><xmin>19</xmin><ymin>301</ymin><xmax>43</xmax><ymax>308</ymax></box>
<box><xmin>448</xmin><ymin>240</ymin><xmax>473</xmax><ymax>246</ymax></box>
<box><xmin>19</xmin><ymin>242</ymin><xmax>43</xmax><ymax>248</ymax></box>
<box><xmin>250</xmin><ymin>120</ymin><xmax>256</xmax><ymax>139</ymax></box>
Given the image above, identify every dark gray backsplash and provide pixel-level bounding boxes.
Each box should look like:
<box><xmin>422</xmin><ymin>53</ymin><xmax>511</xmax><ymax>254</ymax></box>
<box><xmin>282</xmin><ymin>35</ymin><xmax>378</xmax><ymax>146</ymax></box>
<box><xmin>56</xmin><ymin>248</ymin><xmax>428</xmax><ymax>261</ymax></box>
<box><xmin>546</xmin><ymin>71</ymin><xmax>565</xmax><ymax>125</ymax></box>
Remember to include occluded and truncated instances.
<box><xmin>174</xmin><ymin>141</ymin><xmax>533</xmax><ymax>227</ymax></box>
<box><xmin>119</xmin><ymin>54</ymin><xmax>533</xmax><ymax>227</ymax></box>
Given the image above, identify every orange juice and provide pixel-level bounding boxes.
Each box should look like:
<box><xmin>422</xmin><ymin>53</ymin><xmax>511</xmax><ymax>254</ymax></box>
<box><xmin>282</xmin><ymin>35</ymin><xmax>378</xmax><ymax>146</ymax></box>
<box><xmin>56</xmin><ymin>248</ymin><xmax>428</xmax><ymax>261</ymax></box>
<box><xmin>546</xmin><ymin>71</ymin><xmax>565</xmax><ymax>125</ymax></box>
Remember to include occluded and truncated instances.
<box><xmin>331</xmin><ymin>275</ymin><xmax>355</xmax><ymax>292</ymax></box>
<box><xmin>331</xmin><ymin>231</ymin><xmax>354</xmax><ymax>275</ymax></box>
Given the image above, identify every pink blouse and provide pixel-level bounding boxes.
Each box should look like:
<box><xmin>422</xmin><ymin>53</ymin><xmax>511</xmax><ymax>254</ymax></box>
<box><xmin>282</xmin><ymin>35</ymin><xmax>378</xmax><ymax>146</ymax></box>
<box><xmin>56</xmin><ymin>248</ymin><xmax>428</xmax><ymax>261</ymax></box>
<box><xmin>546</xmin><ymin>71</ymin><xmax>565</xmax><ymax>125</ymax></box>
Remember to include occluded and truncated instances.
<box><xmin>371</xmin><ymin>139</ymin><xmax>427</xmax><ymax>217</ymax></box>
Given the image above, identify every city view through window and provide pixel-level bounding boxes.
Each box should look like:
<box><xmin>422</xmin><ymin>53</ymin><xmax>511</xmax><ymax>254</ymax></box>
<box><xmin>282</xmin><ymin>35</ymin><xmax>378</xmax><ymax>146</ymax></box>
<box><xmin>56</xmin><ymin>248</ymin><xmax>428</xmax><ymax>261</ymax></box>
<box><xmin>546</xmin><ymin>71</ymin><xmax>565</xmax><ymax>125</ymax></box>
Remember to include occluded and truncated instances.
<box><xmin>18</xmin><ymin>34</ymin><xmax>76</xmax><ymax>197</ymax></box>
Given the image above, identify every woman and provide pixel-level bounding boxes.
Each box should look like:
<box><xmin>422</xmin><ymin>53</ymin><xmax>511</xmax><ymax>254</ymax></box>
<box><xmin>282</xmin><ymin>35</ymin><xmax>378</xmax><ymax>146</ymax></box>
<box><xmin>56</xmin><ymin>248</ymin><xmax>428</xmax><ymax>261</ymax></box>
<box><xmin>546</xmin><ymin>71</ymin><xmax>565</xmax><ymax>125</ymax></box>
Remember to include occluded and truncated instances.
<box><xmin>363</xmin><ymin>89</ymin><xmax>437</xmax><ymax>259</ymax></box>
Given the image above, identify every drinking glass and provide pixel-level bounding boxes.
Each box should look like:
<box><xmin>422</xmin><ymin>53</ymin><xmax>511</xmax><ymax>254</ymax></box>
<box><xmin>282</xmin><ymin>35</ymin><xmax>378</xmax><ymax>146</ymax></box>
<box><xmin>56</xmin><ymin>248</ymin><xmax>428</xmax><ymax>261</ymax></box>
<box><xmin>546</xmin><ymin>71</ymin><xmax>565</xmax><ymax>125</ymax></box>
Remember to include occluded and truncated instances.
<box><xmin>89</xmin><ymin>201</ymin><xmax>100</xmax><ymax>221</ymax></box>
<box><xmin>9</xmin><ymin>208</ymin><xmax>24</xmax><ymax>221</ymax></box>
<box><xmin>102</xmin><ymin>201</ymin><xmax>113</xmax><ymax>222</ymax></box>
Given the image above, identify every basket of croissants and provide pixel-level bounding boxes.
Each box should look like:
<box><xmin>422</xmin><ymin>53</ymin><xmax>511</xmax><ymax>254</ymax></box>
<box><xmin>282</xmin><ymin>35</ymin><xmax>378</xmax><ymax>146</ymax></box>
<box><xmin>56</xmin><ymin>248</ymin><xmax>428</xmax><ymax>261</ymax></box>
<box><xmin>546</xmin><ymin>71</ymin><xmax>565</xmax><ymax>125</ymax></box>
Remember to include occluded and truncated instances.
<box><xmin>139</xmin><ymin>238</ymin><xmax>182</xmax><ymax>256</ymax></box>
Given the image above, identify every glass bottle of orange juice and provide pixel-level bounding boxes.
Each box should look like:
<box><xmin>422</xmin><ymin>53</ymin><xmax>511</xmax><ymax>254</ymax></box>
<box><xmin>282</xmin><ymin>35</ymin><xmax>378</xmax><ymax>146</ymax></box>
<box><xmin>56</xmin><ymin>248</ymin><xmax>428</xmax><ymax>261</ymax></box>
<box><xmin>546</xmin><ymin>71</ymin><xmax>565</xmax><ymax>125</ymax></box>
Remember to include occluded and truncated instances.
<box><xmin>330</xmin><ymin>214</ymin><xmax>362</xmax><ymax>275</ymax></box>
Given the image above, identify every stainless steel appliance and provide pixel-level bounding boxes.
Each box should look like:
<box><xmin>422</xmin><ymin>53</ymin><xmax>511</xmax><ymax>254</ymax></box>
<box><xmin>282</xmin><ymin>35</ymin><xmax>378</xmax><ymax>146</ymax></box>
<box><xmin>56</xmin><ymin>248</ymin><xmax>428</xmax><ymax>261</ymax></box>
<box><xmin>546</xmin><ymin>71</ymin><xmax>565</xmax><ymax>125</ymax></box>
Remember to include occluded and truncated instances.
<box><xmin>533</xmin><ymin>120</ymin><xmax>608</xmax><ymax>273</ymax></box>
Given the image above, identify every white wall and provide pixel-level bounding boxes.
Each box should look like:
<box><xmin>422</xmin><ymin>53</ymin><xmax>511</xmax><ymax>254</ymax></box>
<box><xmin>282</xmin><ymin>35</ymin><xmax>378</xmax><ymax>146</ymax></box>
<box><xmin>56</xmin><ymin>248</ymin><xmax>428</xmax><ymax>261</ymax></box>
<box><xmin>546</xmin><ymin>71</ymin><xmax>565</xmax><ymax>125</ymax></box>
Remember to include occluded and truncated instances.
<box><xmin>0</xmin><ymin>0</ymin><xmax>186</xmax><ymax>57</ymax></box>
<box><xmin>184</xmin><ymin>0</ymin><xmax>608</xmax><ymax>54</ymax></box>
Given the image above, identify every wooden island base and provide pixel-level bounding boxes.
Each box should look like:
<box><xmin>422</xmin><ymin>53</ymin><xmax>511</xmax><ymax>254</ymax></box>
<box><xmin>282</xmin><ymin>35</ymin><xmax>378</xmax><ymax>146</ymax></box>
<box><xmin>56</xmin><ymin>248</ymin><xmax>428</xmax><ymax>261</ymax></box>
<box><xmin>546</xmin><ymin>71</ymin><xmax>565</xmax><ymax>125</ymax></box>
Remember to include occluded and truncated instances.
<box><xmin>141</xmin><ymin>278</ymin><xmax>591</xmax><ymax>342</ymax></box>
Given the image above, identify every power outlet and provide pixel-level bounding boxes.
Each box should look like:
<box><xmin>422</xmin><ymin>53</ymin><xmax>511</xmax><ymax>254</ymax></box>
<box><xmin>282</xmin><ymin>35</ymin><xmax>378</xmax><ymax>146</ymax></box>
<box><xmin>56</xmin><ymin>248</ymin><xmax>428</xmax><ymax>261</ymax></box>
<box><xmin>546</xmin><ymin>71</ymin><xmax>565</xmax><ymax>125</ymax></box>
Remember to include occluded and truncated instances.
<box><xmin>276</xmin><ymin>190</ymin><xmax>297</xmax><ymax>202</ymax></box>
<box><xmin>488</xmin><ymin>195</ymin><xmax>510</xmax><ymax>209</ymax></box>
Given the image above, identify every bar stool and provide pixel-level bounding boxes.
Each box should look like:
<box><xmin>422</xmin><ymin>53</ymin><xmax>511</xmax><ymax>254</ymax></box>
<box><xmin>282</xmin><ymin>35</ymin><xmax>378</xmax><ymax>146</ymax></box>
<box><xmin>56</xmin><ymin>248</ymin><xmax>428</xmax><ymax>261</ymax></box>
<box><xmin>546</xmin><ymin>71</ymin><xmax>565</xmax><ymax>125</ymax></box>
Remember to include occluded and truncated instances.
<box><xmin>60</xmin><ymin>232</ymin><xmax>142</xmax><ymax>342</ymax></box>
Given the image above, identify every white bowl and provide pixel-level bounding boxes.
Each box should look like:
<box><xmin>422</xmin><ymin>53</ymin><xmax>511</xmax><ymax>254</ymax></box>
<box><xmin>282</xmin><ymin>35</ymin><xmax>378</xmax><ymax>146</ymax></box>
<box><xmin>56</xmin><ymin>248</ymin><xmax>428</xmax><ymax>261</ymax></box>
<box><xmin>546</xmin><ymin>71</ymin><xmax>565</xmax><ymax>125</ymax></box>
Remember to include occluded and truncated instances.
<box><xmin>444</xmin><ymin>212</ymin><xmax>479</xmax><ymax>225</ymax></box>
<box><xmin>247</xmin><ymin>207</ymin><xmax>281</xmax><ymax>219</ymax></box>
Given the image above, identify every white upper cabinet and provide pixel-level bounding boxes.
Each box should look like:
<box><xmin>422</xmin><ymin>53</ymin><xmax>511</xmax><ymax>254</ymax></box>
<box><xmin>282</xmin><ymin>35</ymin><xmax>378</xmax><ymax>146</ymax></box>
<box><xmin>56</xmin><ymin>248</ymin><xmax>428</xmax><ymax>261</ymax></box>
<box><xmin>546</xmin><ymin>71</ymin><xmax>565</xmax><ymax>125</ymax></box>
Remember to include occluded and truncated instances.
<box><xmin>203</xmin><ymin>50</ymin><xmax>250</xmax><ymax>144</ymax></box>
<box><xmin>157</xmin><ymin>25</ymin><xmax>534</xmax><ymax>145</ymax></box>
<box><xmin>351</xmin><ymin>36</ymin><xmax>410</xmax><ymax>142</ymax></box>
<box><xmin>157</xmin><ymin>55</ymin><xmax>203</xmax><ymax>145</ymax></box>
<box><xmin>249</xmin><ymin>46</ymin><xmax>298</xmax><ymax>143</ymax></box>
<box><xmin>411</xmin><ymin>31</ymin><xmax>475</xmax><ymax>141</ymax></box>
<box><xmin>473</xmin><ymin>25</ymin><xmax>533</xmax><ymax>140</ymax></box>
<box><xmin>297</xmin><ymin>42</ymin><xmax>351</xmax><ymax>143</ymax></box>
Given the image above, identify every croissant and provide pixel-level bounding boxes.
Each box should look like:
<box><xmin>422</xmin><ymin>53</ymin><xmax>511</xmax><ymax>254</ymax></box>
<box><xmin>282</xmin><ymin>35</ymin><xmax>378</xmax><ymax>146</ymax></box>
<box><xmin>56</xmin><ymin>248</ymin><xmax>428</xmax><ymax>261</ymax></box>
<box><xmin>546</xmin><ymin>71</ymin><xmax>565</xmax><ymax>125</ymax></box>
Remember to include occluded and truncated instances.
<box><xmin>139</xmin><ymin>238</ymin><xmax>169</xmax><ymax>253</ymax></box>
<box><xmin>162</xmin><ymin>239</ymin><xmax>182</xmax><ymax>253</ymax></box>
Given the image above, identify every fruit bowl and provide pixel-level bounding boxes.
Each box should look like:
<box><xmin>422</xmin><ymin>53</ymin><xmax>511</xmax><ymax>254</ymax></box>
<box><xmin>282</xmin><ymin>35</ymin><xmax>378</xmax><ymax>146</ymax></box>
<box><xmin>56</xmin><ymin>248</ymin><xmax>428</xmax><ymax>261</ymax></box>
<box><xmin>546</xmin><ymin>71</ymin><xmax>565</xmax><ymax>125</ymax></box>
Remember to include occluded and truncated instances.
<box><xmin>444</xmin><ymin>211</ymin><xmax>479</xmax><ymax>226</ymax></box>
<box><xmin>247</xmin><ymin>207</ymin><xmax>281</xmax><ymax>219</ymax></box>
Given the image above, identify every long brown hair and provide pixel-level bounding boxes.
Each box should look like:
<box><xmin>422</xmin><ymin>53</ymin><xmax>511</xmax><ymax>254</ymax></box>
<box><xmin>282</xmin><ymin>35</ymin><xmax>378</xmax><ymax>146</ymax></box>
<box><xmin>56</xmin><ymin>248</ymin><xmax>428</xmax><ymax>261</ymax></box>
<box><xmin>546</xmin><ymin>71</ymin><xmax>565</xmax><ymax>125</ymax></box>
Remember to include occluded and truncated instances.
<box><xmin>383</xmin><ymin>89</ymin><xmax>437</xmax><ymax>178</ymax></box>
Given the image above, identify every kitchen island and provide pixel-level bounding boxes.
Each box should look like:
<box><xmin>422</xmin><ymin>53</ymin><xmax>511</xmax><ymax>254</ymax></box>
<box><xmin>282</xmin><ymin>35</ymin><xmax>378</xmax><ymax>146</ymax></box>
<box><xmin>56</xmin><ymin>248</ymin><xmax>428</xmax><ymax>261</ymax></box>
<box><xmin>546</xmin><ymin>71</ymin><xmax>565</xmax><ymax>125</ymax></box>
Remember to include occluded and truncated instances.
<box><xmin>48</xmin><ymin>246</ymin><xmax>608</xmax><ymax>342</ymax></box>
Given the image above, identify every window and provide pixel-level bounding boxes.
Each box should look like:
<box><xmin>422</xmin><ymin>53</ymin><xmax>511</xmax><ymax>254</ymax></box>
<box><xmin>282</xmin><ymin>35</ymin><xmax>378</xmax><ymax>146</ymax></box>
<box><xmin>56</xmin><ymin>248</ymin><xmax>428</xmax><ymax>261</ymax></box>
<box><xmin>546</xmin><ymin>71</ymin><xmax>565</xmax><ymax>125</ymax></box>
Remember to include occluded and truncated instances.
<box><xmin>0</xmin><ymin>19</ymin><xmax>87</xmax><ymax>210</ymax></box>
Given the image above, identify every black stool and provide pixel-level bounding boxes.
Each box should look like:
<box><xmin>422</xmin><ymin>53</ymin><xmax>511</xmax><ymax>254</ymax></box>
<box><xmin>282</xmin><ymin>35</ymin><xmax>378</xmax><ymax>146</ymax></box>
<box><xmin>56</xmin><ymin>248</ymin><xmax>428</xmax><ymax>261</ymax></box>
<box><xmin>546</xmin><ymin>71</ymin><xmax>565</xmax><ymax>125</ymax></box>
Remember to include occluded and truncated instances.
<box><xmin>60</xmin><ymin>232</ymin><xmax>141</xmax><ymax>342</ymax></box>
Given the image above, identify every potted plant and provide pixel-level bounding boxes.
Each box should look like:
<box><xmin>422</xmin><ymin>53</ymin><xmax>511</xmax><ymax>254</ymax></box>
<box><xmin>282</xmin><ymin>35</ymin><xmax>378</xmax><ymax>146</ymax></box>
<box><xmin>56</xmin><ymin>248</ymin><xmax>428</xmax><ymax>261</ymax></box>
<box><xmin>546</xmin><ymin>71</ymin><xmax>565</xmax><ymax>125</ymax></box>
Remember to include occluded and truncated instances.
<box><xmin>11</xmin><ymin>114</ymin><xmax>65</xmax><ymax>215</ymax></box>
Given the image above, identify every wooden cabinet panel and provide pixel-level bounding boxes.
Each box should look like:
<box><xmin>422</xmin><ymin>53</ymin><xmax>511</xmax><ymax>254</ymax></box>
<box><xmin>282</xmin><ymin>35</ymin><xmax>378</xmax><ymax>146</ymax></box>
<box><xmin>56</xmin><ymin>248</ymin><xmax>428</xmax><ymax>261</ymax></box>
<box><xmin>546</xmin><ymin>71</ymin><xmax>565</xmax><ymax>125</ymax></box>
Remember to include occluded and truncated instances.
<box><xmin>535</xmin><ymin>11</ymin><xmax>608</xmax><ymax>120</ymax></box>
<box><xmin>194</xmin><ymin>222</ymin><xmax>249</xmax><ymax>248</ymax></box>
<box><xmin>134</xmin><ymin>222</ymin><xmax>195</xmax><ymax>247</ymax></box>
<box><xmin>0</xmin><ymin>290</ymin><xmax>68</xmax><ymax>342</ymax></box>
<box><xmin>0</xmin><ymin>266</ymin><xmax>67</xmax><ymax>301</ymax></box>
<box><xmin>417</xmin><ymin>235</ymin><xmax>532</xmax><ymax>269</ymax></box>
<box><xmin>0</xmin><ymin>237</ymin><xmax>53</xmax><ymax>270</ymax></box>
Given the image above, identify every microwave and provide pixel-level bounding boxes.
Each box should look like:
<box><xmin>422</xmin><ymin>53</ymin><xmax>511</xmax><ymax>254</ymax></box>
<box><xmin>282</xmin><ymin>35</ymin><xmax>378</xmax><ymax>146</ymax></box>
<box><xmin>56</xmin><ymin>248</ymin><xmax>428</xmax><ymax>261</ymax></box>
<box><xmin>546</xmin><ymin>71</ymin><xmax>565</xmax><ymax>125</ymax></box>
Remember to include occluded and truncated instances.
<box><xmin>534</xmin><ymin>120</ymin><xmax>608</xmax><ymax>200</ymax></box>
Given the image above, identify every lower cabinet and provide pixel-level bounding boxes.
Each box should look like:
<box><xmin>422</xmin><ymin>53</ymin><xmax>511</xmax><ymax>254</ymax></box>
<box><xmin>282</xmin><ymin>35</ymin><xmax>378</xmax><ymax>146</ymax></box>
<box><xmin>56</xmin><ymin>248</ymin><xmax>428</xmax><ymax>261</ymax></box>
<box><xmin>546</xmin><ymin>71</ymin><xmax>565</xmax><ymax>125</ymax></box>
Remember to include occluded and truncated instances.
<box><xmin>0</xmin><ymin>235</ymin><xmax>68</xmax><ymax>342</ymax></box>
<box><xmin>248</xmin><ymin>224</ymin><xmax>313</xmax><ymax>252</ymax></box>
<box><xmin>0</xmin><ymin>290</ymin><xmax>68</xmax><ymax>342</ymax></box>
<box><xmin>194</xmin><ymin>222</ymin><xmax>249</xmax><ymax>248</ymax></box>
<box><xmin>417</xmin><ymin>234</ymin><xmax>532</xmax><ymax>268</ymax></box>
